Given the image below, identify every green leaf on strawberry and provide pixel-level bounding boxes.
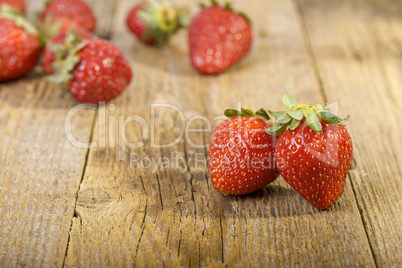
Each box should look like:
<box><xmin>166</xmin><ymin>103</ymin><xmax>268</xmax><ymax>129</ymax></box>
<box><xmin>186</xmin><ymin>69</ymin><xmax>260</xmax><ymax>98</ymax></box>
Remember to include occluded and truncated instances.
<box><xmin>267</xmin><ymin>93</ymin><xmax>349</xmax><ymax>135</ymax></box>
<box><xmin>282</xmin><ymin>93</ymin><xmax>298</xmax><ymax>110</ymax></box>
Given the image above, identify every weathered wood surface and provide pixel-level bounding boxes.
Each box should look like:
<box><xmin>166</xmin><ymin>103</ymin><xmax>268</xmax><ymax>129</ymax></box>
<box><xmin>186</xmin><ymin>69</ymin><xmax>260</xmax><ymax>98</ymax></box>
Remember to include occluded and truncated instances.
<box><xmin>65</xmin><ymin>0</ymin><xmax>373</xmax><ymax>267</ymax></box>
<box><xmin>0</xmin><ymin>1</ymin><xmax>96</xmax><ymax>266</ymax></box>
<box><xmin>0</xmin><ymin>0</ymin><xmax>116</xmax><ymax>267</ymax></box>
<box><xmin>298</xmin><ymin>0</ymin><xmax>402</xmax><ymax>266</ymax></box>
<box><xmin>0</xmin><ymin>0</ymin><xmax>400</xmax><ymax>267</ymax></box>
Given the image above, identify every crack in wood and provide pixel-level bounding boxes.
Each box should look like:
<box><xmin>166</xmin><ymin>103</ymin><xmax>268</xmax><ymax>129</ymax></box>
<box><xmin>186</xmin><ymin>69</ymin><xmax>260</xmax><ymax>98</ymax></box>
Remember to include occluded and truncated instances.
<box><xmin>139</xmin><ymin>175</ymin><xmax>148</xmax><ymax>197</ymax></box>
<box><xmin>220</xmin><ymin>215</ymin><xmax>225</xmax><ymax>263</ymax></box>
<box><xmin>155</xmin><ymin>172</ymin><xmax>164</xmax><ymax>210</ymax></box>
<box><xmin>348</xmin><ymin>174</ymin><xmax>380</xmax><ymax>268</ymax></box>
<box><xmin>61</xmin><ymin>109</ymin><xmax>98</xmax><ymax>268</ymax></box>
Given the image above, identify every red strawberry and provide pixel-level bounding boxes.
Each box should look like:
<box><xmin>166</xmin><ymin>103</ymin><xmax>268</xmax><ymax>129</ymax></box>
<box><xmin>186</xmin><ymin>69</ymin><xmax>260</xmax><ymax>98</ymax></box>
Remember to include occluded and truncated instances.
<box><xmin>44</xmin><ymin>31</ymin><xmax>132</xmax><ymax>104</ymax></box>
<box><xmin>208</xmin><ymin>108</ymin><xmax>279</xmax><ymax>195</ymax></box>
<box><xmin>40</xmin><ymin>0</ymin><xmax>96</xmax><ymax>33</ymax></box>
<box><xmin>189</xmin><ymin>0</ymin><xmax>252</xmax><ymax>75</ymax></box>
<box><xmin>0</xmin><ymin>5</ymin><xmax>41</xmax><ymax>82</ymax></box>
<box><xmin>267</xmin><ymin>94</ymin><xmax>353</xmax><ymax>210</ymax></box>
<box><xmin>0</xmin><ymin>0</ymin><xmax>24</xmax><ymax>13</ymax></box>
<box><xmin>42</xmin><ymin>26</ymin><xmax>93</xmax><ymax>74</ymax></box>
<box><xmin>126</xmin><ymin>0</ymin><xmax>188</xmax><ymax>47</ymax></box>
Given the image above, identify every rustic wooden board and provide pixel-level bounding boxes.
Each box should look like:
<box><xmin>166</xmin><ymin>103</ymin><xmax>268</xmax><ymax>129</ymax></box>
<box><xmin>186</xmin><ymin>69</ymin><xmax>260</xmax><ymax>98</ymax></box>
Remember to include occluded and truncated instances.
<box><xmin>0</xmin><ymin>0</ymin><xmax>115</xmax><ymax>266</ymax></box>
<box><xmin>297</xmin><ymin>0</ymin><xmax>402</xmax><ymax>266</ymax></box>
<box><xmin>0</xmin><ymin>64</ymin><xmax>95</xmax><ymax>266</ymax></box>
<box><xmin>63</xmin><ymin>0</ymin><xmax>376</xmax><ymax>267</ymax></box>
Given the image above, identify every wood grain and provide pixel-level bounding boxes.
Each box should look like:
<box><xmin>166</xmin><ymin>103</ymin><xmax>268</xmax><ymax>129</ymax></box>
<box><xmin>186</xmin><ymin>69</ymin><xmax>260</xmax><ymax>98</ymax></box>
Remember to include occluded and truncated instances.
<box><xmin>0</xmin><ymin>62</ymin><xmax>95</xmax><ymax>266</ymax></box>
<box><xmin>297</xmin><ymin>0</ymin><xmax>402</xmax><ymax>266</ymax></box>
<box><xmin>63</xmin><ymin>0</ymin><xmax>376</xmax><ymax>267</ymax></box>
<box><xmin>0</xmin><ymin>0</ymin><xmax>114</xmax><ymax>266</ymax></box>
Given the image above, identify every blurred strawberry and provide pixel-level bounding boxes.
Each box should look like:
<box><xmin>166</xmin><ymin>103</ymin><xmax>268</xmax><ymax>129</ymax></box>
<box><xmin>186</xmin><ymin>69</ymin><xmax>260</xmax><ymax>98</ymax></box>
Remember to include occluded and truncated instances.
<box><xmin>0</xmin><ymin>4</ymin><xmax>41</xmax><ymax>81</ymax></box>
<box><xmin>189</xmin><ymin>0</ymin><xmax>252</xmax><ymax>74</ymax></box>
<box><xmin>44</xmin><ymin>30</ymin><xmax>133</xmax><ymax>104</ymax></box>
<box><xmin>40</xmin><ymin>0</ymin><xmax>96</xmax><ymax>33</ymax></box>
<box><xmin>126</xmin><ymin>0</ymin><xmax>188</xmax><ymax>47</ymax></box>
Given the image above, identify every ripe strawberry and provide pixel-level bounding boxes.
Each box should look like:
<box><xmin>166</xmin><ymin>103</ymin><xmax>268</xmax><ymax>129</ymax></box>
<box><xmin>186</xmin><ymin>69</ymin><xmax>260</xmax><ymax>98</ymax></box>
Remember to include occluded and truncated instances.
<box><xmin>188</xmin><ymin>0</ymin><xmax>252</xmax><ymax>75</ymax></box>
<box><xmin>126</xmin><ymin>0</ymin><xmax>188</xmax><ymax>47</ymax></box>
<box><xmin>0</xmin><ymin>5</ymin><xmax>41</xmax><ymax>82</ymax></box>
<box><xmin>0</xmin><ymin>0</ymin><xmax>24</xmax><ymax>13</ymax></box>
<box><xmin>40</xmin><ymin>0</ymin><xmax>96</xmax><ymax>33</ymax></box>
<box><xmin>267</xmin><ymin>94</ymin><xmax>353</xmax><ymax>210</ymax></box>
<box><xmin>44</xmin><ymin>30</ymin><xmax>132</xmax><ymax>104</ymax></box>
<box><xmin>208</xmin><ymin>108</ymin><xmax>279</xmax><ymax>195</ymax></box>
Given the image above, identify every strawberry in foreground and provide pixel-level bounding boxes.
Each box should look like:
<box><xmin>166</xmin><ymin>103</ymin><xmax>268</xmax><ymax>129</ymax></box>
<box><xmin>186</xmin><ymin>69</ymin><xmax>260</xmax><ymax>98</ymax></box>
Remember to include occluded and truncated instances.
<box><xmin>0</xmin><ymin>4</ymin><xmax>41</xmax><ymax>82</ymax></box>
<box><xmin>189</xmin><ymin>0</ymin><xmax>252</xmax><ymax>75</ymax></box>
<box><xmin>267</xmin><ymin>94</ymin><xmax>353</xmax><ymax>210</ymax></box>
<box><xmin>126</xmin><ymin>0</ymin><xmax>188</xmax><ymax>47</ymax></box>
<box><xmin>39</xmin><ymin>0</ymin><xmax>96</xmax><ymax>33</ymax></box>
<box><xmin>44</xmin><ymin>30</ymin><xmax>132</xmax><ymax>104</ymax></box>
<box><xmin>0</xmin><ymin>0</ymin><xmax>24</xmax><ymax>13</ymax></box>
<box><xmin>209</xmin><ymin>108</ymin><xmax>279</xmax><ymax>195</ymax></box>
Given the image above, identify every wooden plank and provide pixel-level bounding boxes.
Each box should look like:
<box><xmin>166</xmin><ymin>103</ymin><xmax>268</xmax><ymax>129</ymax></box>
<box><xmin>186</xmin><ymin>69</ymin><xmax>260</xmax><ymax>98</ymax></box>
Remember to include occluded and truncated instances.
<box><xmin>0</xmin><ymin>0</ymin><xmax>119</xmax><ymax>266</ymax></box>
<box><xmin>0</xmin><ymin>66</ymin><xmax>95</xmax><ymax>265</ymax></box>
<box><xmin>297</xmin><ymin>0</ymin><xmax>402</xmax><ymax>266</ymax></box>
<box><xmin>63</xmin><ymin>0</ymin><xmax>377</xmax><ymax>266</ymax></box>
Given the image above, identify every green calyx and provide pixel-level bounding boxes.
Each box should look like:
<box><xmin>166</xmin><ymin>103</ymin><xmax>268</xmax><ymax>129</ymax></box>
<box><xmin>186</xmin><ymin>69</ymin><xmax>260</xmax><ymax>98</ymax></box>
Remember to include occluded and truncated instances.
<box><xmin>36</xmin><ymin>14</ymin><xmax>63</xmax><ymax>45</ymax></box>
<box><xmin>138</xmin><ymin>0</ymin><xmax>189</xmax><ymax>47</ymax></box>
<box><xmin>47</xmin><ymin>30</ymin><xmax>87</xmax><ymax>89</ymax></box>
<box><xmin>266</xmin><ymin>94</ymin><xmax>350</xmax><ymax>135</ymax></box>
<box><xmin>0</xmin><ymin>4</ymin><xmax>39</xmax><ymax>36</ymax></box>
<box><xmin>225</xmin><ymin>108</ymin><xmax>270</xmax><ymax>121</ymax></box>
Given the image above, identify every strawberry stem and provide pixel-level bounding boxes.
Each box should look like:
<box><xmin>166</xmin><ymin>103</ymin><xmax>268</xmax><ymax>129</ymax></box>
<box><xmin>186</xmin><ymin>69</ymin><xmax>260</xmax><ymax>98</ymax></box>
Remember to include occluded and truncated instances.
<box><xmin>266</xmin><ymin>93</ymin><xmax>350</xmax><ymax>135</ymax></box>
<box><xmin>138</xmin><ymin>0</ymin><xmax>189</xmax><ymax>47</ymax></box>
<box><xmin>47</xmin><ymin>29</ymin><xmax>87</xmax><ymax>86</ymax></box>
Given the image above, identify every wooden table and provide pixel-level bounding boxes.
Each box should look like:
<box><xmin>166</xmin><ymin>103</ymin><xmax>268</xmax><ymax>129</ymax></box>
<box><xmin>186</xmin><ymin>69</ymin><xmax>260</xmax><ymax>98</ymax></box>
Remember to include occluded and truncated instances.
<box><xmin>1</xmin><ymin>0</ymin><xmax>401</xmax><ymax>267</ymax></box>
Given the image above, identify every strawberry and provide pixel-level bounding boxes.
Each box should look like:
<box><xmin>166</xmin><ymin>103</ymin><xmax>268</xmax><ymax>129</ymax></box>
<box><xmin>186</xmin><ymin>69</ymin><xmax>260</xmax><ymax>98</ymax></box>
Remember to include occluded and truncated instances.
<box><xmin>0</xmin><ymin>4</ymin><xmax>41</xmax><ymax>82</ymax></box>
<box><xmin>208</xmin><ymin>108</ymin><xmax>279</xmax><ymax>195</ymax></box>
<box><xmin>267</xmin><ymin>94</ymin><xmax>353</xmax><ymax>210</ymax></box>
<box><xmin>40</xmin><ymin>0</ymin><xmax>96</xmax><ymax>33</ymax></box>
<box><xmin>188</xmin><ymin>0</ymin><xmax>252</xmax><ymax>75</ymax></box>
<box><xmin>126</xmin><ymin>0</ymin><xmax>188</xmax><ymax>47</ymax></box>
<box><xmin>44</xmin><ymin>30</ymin><xmax>132</xmax><ymax>104</ymax></box>
<box><xmin>0</xmin><ymin>0</ymin><xmax>24</xmax><ymax>13</ymax></box>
